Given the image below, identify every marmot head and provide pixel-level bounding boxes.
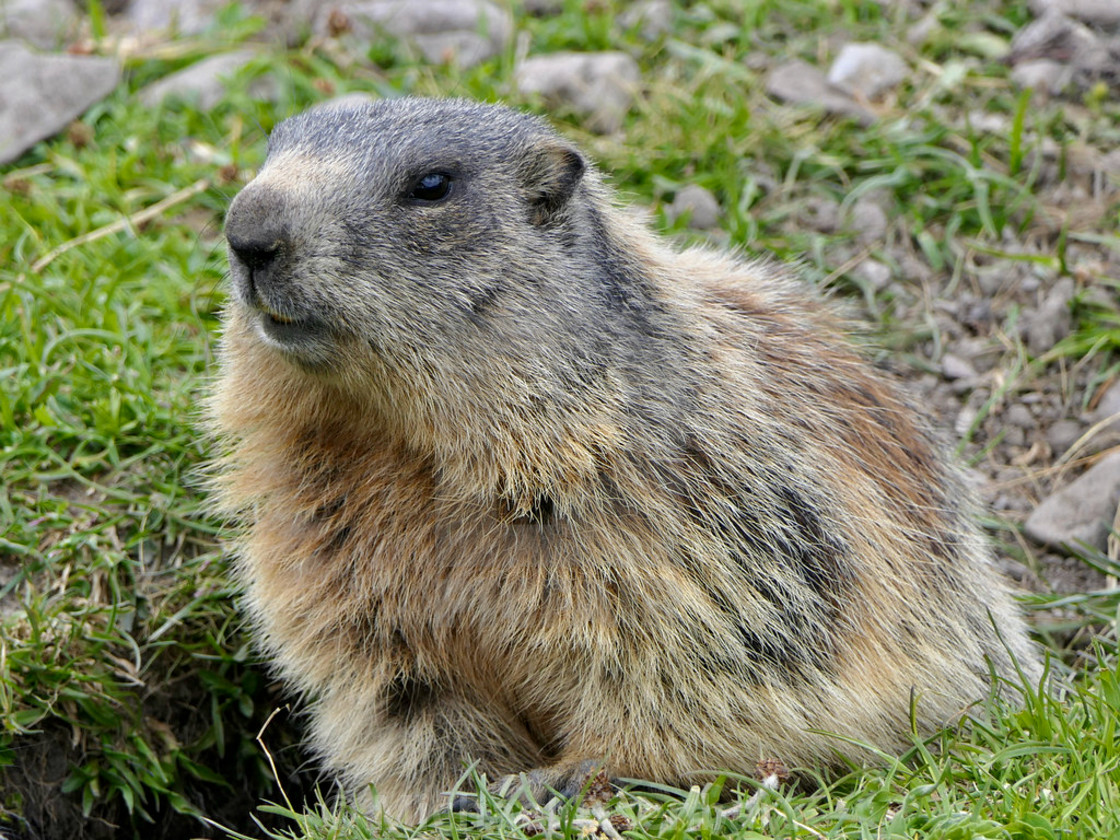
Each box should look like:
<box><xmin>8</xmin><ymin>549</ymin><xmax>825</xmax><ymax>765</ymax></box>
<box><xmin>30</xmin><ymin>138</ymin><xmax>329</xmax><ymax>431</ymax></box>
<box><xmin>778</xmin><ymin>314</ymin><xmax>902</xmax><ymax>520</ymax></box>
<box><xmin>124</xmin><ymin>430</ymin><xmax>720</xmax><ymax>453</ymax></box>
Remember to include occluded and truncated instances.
<box><xmin>223</xmin><ymin>97</ymin><xmax>589</xmax><ymax>372</ymax></box>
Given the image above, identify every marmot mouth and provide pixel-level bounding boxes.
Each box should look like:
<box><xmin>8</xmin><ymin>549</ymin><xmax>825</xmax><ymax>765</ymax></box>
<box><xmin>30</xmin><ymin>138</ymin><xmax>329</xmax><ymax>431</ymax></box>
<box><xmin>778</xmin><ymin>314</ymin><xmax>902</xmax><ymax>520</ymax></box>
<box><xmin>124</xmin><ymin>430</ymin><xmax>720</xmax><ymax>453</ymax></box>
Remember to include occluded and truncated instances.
<box><xmin>266</xmin><ymin>311</ymin><xmax>297</xmax><ymax>326</ymax></box>
<box><xmin>250</xmin><ymin>302</ymin><xmax>328</xmax><ymax>349</ymax></box>
<box><xmin>254</xmin><ymin>298</ymin><xmax>300</xmax><ymax>325</ymax></box>
<box><xmin>251</xmin><ymin>297</ymin><xmax>310</xmax><ymax>332</ymax></box>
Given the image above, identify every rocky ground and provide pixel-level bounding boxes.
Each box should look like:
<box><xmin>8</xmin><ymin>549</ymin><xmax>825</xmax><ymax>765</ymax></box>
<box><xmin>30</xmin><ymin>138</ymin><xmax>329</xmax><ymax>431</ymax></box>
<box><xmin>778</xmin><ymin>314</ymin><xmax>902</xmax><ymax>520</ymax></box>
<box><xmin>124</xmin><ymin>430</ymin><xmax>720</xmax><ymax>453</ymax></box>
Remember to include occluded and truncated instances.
<box><xmin>3</xmin><ymin>0</ymin><xmax>1119</xmax><ymax>605</ymax></box>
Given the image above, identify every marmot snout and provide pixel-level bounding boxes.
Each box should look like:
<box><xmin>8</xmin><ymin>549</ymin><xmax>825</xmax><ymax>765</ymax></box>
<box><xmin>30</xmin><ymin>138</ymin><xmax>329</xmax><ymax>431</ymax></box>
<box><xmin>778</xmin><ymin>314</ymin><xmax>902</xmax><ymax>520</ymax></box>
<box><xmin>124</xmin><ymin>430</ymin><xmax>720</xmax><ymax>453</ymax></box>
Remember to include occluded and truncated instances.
<box><xmin>211</xmin><ymin>97</ymin><xmax>1040</xmax><ymax>823</ymax></box>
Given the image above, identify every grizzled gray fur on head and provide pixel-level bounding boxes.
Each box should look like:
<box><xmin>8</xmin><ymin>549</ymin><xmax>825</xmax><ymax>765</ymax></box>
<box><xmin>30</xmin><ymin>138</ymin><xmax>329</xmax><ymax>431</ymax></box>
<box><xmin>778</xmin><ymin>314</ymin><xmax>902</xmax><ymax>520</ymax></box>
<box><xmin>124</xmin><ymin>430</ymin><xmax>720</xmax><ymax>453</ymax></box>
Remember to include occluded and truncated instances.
<box><xmin>213</xmin><ymin>96</ymin><xmax>1041</xmax><ymax>824</ymax></box>
<box><xmin>225</xmin><ymin>98</ymin><xmax>641</xmax><ymax>368</ymax></box>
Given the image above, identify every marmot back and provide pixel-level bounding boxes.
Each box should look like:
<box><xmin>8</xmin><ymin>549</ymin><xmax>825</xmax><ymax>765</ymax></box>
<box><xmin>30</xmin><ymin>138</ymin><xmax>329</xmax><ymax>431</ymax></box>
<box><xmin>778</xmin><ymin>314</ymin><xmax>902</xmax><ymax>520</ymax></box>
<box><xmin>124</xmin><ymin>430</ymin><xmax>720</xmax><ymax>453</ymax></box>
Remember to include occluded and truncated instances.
<box><xmin>210</xmin><ymin>96</ymin><xmax>1040</xmax><ymax>823</ymax></box>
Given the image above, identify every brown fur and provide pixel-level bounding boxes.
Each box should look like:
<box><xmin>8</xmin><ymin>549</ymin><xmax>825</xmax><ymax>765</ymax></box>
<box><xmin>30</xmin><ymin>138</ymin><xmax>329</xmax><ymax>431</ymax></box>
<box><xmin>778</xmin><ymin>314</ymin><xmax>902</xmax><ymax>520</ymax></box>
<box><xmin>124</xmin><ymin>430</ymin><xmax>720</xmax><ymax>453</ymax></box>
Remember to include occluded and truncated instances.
<box><xmin>209</xmin><ymin>97</ymin><xmax>1040</xmax><ymax>822</ymax></box>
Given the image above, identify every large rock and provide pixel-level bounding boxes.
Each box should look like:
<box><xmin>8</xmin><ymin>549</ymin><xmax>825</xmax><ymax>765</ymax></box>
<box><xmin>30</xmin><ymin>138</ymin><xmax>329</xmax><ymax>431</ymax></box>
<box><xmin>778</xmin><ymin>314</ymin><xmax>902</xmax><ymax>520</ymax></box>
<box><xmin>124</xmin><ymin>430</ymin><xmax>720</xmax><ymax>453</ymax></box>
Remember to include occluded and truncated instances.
<box><xmin>0</xmin><ymin>41</ymin><xmax>121</xmax><ymax>166</ymax></box>
<box><xmin>1025</xmin><ymin>450</ymin><xmax>1120</xmax><ymax>552</ymax></box>
<box><xmin>140</xmin><ymin>50</ymin><xmax>276</xmax><ymax>110</ymax></box>
<box><xmin>0</xmin><ymin>0</ymin><xmax>80</xmax><ymax>49</ymax></box>
<box><xmin>312</xmin><ymin>0</ymin><xmax>512</xmax><ymax>68</ymax></box>
<box><xmin>515</xmin><ymin>51</ymin><xmax>640</xmax><ymax>134</ymax></box>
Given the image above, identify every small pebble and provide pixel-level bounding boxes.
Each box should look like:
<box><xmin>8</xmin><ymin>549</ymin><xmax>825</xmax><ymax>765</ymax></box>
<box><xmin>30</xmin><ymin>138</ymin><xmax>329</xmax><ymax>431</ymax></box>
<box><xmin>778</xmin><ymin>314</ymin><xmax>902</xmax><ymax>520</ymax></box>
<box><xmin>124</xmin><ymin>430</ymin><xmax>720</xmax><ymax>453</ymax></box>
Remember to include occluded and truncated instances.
<box><xmin>1005</xmin><ymin>403</ymin><xmax>1036</xmax><ymax>429</ymax></box>
<box><xmin>666</xmin><ymin>184</ymin><xmax>721</xmax><ymax>230</ymax></box>
<box><xmin>851</xmin><ymin>258</ymin><xmax>892</xmax><ymax>291</ymax></box>
<box><xmin>1046</xmin><ymin>419</ymin><xmax>1083</xmax><ymax>454</ymax></box>
<box><xmin>827</xmin><ymin>43</ymin><xmax>909</xmax><ymax>99</ymax></box>
<box><xmin>849</xmin><ymin>196</ymin><xmax>889</xmax><ymax>245</ymax></box>
<box><xmin>942</xmin><ymin>354</ymin><xmax>978</xmax><ymax>381</ymax></box>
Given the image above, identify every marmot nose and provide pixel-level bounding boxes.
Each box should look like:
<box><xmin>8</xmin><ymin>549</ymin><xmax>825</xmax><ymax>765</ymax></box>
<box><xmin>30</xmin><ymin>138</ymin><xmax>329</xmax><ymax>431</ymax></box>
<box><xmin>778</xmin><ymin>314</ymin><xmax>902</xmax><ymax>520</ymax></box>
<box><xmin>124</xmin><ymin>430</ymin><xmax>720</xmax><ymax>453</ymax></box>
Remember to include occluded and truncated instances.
<box><xmin>225</xmin><ymin>184</ymin><xmax>290</xmax><ymax>282</ymax></box>
<box><xmin>227</xmin><ymin>228</ymin><xmax>282</xmax><ymax>274</ymax></box>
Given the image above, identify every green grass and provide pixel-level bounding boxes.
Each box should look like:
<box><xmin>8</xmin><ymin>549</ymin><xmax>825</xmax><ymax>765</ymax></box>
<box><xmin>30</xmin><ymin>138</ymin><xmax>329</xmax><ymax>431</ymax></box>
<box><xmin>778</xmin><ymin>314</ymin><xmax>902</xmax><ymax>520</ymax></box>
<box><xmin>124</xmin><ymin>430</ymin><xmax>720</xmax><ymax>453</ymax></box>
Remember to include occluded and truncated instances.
<box><xmin>1</xmin><ymin>0</ymin><xmax>1118</xmax><ymax>837</ymax></box>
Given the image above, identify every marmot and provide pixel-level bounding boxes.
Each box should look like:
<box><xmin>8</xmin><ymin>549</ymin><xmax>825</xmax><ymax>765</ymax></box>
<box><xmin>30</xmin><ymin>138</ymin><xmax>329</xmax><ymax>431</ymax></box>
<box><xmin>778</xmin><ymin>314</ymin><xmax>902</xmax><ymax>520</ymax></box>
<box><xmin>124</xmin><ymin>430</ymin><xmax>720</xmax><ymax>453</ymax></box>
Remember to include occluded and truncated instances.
<box><xmin>210</xmin><ymin>97</ymin><xmax>1040</xmax><ymax>823</ymax></box>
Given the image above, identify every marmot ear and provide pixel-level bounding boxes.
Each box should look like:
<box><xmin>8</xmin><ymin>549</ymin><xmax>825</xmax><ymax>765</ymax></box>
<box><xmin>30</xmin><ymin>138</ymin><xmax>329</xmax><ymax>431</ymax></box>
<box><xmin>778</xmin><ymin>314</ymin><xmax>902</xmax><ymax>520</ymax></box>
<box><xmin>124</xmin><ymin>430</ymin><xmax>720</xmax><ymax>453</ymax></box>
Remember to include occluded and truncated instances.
<box><xmin>521</xmin><ymin>141</ymin><xmax>586</xmax><ymax>226</ymax></box>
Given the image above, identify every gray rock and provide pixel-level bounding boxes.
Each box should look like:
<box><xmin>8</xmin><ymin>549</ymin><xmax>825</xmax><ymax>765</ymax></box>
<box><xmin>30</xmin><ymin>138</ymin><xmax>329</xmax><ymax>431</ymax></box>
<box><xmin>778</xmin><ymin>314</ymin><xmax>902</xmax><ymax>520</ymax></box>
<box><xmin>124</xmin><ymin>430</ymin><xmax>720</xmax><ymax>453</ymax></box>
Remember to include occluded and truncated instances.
<box><xmin>1091</xmin><ymin>379</ymin><xmax>1120</xmax><ymax>437</ymax></box>
<box><xmin>955</xmin><ymin>403</ymin><xmax>979</xmax><ymax>439</ymax></box>
<box><xmin>848</xmin><ymin>195</ymin><xmax>889</xmax><ymax>246</ymax></box>
<box><xmin>1025</xmin><ymin>450</ymin><xmax>1120</xmax><ymax>552</ymax></box>
<box><xmin>953</xmin><ymin>336</ymin><xmax>999</xmax><ymax>373</ymax></box>
<box><xmin>0</xmin><ymin>40</ymin><xmax>121</xmax><ymax>166</ymax></box>
<box><xmin>850</xmin><ymin>257</ymin><xmax>891</xmax><ymax>291</ymax></box>
<box><xmin>1012</xmin><ymin>11</ymin><xmax>1101</xmax><ymax>62</ymax></box>
<box><xmin>941</xmin><ymin>354</ymin><xmax>978</xmax><ymax>381</ymax></box>
<box><xmin>619</xmin><ymin>0</ymin><xmax>673</xmax><ymax>40</ymax></box>
<box><xmin>827</xmin><ymin>43</ymin><xmax>909</xmax><ymax>99</ymax></box>
<box><xmin>1010</xmin><ymin>11</ymin><xmax>1116</xmax><ymax>87</ymax></box>
<box><xmin>1047</xmin><ymin>418</ymin><xmax>1084</xmax><ymax>454</ymax></box>
<box><xmin>0</xmin><ymin>0</ymin><xmax>79</xmax><ymax>49</ymax></box>
<box><xmin>997</xmin><ymin>555</ymin><xmax>1033</xmax><ymax>583</ymax></box>
<box><xmin>766</xmin><ymin>59</ymin><xmax>875</xmax><ymax>124</ymax></box>
<box><xmin>801</xmin><ymin>195</ymin><xmax>840</xmax><ymax>233</ymax></box>
<box><xmin>906</xmin><ymin>10</ymin><xmax>940</xmax><ymax>46</ymax></box>
<box><xmin>139</xmin><ymin>50</ymin><xmax>274</xmax><ymax>110</ymax></box>
<box><xmin>975</xmin><ymin>264</ymin><xmax>1010</xmax><ymax>297</ymax></box>
<box><xmin>1029</xmin><ymin>0</ymin><xmax>1120</xmax><ymax>27</ymax></box>
<box><xmin>1011</xmin><ymin>58</ymin><xmax>1074</xmax><ymax>94</ymax></box>
<box><xmin>313</xmin><ymin>0</ymin><xmax>512</xmax><ymax>69</ymax></box>
<box><xmin>516</xmin><ymin>51</ymin><xmax>640</xmax><ymax>134</ymax></box>
<box><xmin>1023</xmin><ymin>276</ymin><xmax>1075</xmax><ymax>356</ymax></box>
<box><xmin>1006</xmin><ymin>403</ymin><xmax>1036</xmax><ymax>429</ymax></box>
<box><xmin>127</xmin><ymin>0</ymin><xmax>230</xmax><ymax>36</ymax></box>
<box><xmin>666</xmin><ymin>184</ymin><xmax>721</xmax><ymax>230</ymax></box>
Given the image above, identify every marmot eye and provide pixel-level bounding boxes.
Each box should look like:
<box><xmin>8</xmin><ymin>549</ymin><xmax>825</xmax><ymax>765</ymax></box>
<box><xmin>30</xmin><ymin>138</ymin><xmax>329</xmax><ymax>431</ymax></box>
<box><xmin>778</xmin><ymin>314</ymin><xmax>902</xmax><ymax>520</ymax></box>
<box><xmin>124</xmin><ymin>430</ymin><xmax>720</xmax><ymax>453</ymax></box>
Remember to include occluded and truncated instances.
<box><xmin>409</xmin><ymin>172</ymin><xmax>453</xmax><ymax>202</ymax></box>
